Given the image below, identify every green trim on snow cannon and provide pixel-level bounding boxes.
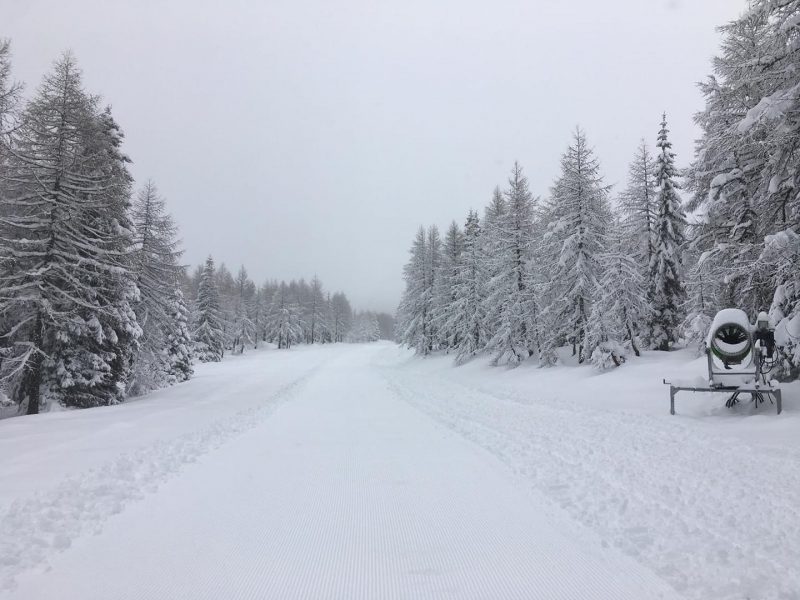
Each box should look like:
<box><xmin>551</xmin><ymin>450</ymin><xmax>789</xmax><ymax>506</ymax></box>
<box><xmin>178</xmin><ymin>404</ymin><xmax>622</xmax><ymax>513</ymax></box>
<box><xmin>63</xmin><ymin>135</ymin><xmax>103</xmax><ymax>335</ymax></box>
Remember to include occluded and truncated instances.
<box><xmin>709</xmin><ymin>323</ymin><xmax>752</xmax><ymax>367</ymax></box>
<box><xmin>664</xmin><ymin>308</ymin><xmax>782</xmax><ymax>415</ymax></box>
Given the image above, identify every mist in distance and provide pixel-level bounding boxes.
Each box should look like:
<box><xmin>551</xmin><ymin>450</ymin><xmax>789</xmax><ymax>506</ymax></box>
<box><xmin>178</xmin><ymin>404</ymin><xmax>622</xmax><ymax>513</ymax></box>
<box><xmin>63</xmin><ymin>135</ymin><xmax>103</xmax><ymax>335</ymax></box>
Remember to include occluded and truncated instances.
<box><xmin>6</xmin><ymin>0</ymin><xmax>747</xmax><ymax>312</ymax></box>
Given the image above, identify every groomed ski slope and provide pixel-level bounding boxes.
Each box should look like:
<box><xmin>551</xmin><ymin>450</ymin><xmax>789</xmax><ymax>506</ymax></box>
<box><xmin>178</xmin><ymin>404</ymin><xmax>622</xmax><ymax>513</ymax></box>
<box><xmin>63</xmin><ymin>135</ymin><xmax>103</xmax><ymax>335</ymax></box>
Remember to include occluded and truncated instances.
<box><xmin>0</xmin><ymin>343</ymin><xmax>798</xmax><ymax>599</ymax></box>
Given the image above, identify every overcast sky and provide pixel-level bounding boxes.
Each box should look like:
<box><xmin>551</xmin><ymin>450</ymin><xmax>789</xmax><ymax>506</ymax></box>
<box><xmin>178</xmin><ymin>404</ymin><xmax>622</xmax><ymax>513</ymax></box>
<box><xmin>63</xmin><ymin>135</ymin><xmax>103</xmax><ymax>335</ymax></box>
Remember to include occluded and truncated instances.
<box><xmin>6</xmin><ymin>0</ymin><xmax>747</xmax><ymax>312</ymax></box>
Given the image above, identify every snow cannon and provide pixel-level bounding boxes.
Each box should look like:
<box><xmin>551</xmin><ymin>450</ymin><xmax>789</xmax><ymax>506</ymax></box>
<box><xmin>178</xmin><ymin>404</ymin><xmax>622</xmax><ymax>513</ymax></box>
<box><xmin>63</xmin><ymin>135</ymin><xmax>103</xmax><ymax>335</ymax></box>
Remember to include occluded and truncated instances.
<box><xmin>663</xmin><ymin>308</ymin><xmax>782</xmax><ymax>415</ymax></box>
<box><xmin>706</xmin><ymin>308</ymin><xmax>755</xmax><ymax>388</ymax></box>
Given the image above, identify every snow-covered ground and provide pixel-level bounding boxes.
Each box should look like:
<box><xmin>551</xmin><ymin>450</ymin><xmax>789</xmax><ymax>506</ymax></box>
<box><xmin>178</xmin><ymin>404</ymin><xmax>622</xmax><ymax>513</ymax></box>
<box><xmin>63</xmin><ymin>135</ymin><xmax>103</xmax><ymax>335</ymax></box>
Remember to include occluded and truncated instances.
<box><xmin>1</xmin><ymin>342</ymin><xmax>798</xmax><ymax>599</ymax></box>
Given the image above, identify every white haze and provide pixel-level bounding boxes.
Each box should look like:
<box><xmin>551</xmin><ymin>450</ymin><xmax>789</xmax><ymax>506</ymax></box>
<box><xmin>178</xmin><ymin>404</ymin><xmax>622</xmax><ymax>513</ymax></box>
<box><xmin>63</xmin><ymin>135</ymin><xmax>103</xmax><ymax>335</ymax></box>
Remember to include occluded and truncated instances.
<box><xmin>5</xmin><ymin>0</ymin><xmax>747</xmax><ymax>312</ymax></box>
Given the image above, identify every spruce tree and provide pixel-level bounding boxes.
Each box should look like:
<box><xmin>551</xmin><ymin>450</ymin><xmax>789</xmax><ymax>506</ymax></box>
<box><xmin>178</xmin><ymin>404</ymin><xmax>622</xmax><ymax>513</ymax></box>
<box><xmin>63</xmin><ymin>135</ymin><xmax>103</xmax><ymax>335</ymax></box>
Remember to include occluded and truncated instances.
<box><xmin>649</xmin><ymin>114</ymin><xmax>686</xmax><ymax>351</ymax></box>
<box><xmin>165</xmin><ymin>288</ymin><xmax>194</xmax><ymax>383</ymax></box>
<box><xmin>194</xmin><ymin>256</ymin><xmax>225</xmax><ymax>362</ymax></box>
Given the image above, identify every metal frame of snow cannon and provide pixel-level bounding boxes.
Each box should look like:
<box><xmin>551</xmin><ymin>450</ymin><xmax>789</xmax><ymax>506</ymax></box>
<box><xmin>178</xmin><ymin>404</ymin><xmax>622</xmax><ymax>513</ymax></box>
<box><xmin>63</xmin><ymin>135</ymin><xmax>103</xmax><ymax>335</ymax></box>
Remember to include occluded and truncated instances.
<box><xmin>664</xmin><ymin>309</ymin><xmax>782</xmax><ymax>415</ymax></box>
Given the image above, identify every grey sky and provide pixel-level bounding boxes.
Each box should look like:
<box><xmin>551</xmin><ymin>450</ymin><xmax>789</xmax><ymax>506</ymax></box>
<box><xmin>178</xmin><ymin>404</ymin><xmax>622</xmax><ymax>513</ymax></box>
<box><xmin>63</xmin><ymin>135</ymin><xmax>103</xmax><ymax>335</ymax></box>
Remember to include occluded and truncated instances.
<box><xmin>6</xmin><ymin>0</ymin><xmax>747</xmax><ymax>312</ymax></box>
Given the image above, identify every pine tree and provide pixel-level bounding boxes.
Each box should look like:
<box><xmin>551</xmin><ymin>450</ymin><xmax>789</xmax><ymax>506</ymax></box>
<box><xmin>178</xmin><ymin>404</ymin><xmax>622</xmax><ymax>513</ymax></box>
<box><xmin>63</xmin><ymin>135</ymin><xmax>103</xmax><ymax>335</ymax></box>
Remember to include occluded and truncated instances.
<box><xmin>194</xmin><ymin>256</ymin><xmax>225</xmax><ymax>362</ymax></box>
<box><xmin>649</xmin><ymin>114</ymin><xmax>687</xmax><ymax>351</ymax></box>
<box><xmin>541</xmin><ymin>128</ymin><xmax>611</xmax><ymax>364</ymax></box>
<box><xmin>0</xmin><ymin>54</ymin><xmax>141</xmax><ymax>412</ymax></box>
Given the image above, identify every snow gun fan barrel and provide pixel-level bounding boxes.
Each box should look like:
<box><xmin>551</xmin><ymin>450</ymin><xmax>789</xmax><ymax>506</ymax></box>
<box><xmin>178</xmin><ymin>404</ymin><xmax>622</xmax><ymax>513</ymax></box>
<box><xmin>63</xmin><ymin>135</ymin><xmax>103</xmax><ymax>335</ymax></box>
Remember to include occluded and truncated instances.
<box><xmin>665</xmin><ymin>308</ymin><xmax>782</xmax><ymax>415</ymax></box>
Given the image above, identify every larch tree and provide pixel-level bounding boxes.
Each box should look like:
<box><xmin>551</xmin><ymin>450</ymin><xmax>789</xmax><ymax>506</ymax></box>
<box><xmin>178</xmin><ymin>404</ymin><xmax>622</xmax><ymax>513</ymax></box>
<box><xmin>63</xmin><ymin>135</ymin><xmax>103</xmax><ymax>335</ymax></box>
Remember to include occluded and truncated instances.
<box><xmin>306</xmin><ymin>275</ymin><xmax>328</xmax><ymax>344</ymax></box>
<box><xmin>330</xmin><ymin>292</ymin><xmax>353</xmax><ymax>343</ymax></box>
<box><xmin>618</xmin><ymin>140</ymin><xmax>658</xmax><ymax>343</ymax></box>
<box><xmin>484</xmin><ymin>162</ymin><xmax>540</xmax><ymax>366</ymax></box>
<box><xmin>232</xmin><ymin>266</ymin><xmax>255</xmax><ymax>354</ymax></box>
<box><xmin>480</xmin><ymin>186</ymin><xmax>506</xmax><ymax>342</ymax></box>
<box><xmin>0</xmin><ymin>54</ymin><xmax>141</xmax><ymax>412</ymax></box>
<box><xmin>541</xmin><ymin>128</ymin><xmax>611</xmax><ymax>364</ymax></box>
<box><xmin>432</xmin><ymin>220</ymin><xmax>463</xmax><ymax>350</ymax></box>
<box><xmin>446</xmin><ymin>210</ymin><xmax>488</xmax><ymax>364</ymax></box>
<box><xmin>586</xmin><ymin>220</ymin><xmax>651</xmax><ymax>368</ymax></box>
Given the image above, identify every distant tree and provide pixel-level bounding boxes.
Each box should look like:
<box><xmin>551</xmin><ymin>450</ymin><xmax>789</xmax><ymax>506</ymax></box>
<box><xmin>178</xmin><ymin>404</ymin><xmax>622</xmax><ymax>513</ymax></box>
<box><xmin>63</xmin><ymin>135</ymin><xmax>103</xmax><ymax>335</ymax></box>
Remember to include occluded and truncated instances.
<box><xmin>330</xmin><ymin>292</ymin><xmax>353</xmax><ymax>343</ymax></box>
<box><xmin>194</xmin><ymin>256</ymin><xmax>225</xmax><ymax>362</ymax></box>
<box><xmin>232</xmin><ymin>266</ymin><xmax>255</xmax><ymax>354</ymax></box>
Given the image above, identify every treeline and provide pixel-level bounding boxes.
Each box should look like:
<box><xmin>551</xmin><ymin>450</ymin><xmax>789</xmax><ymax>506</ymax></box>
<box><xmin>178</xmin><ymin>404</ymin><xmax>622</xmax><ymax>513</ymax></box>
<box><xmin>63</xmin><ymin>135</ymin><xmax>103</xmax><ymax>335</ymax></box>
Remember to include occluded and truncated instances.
<box><xmin>182</xmin><ymin>261</ymin><xmax>393</xmax><ymax>360</ymax></box>
<box><xmin>0</xmin><ymin>46</ymin><xmax>387</xmax><ymax>416</ymax></box>
<box><xmin>398</xmin><ymin>1</ymin><xmax>800</xmax><ymax>376</ymax></box>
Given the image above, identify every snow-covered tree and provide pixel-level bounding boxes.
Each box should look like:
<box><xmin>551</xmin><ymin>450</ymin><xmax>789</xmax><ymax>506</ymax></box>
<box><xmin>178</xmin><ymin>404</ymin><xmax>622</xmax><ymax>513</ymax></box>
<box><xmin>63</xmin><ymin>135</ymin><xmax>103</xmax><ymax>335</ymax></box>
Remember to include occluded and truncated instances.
<box><xmin>129</xmin><ymin>180</ymin><xmax>189</xmax><ymax>394</ymax></box>
<box><xmin>269</xmin><ymin>284</ymin><xmax>303</xmax><ymax>349</ymax></box>
<box><xmin>541</xmin><ymin>128</ymin><xmax>611</xmax><ymax>364</ymax></box>
<box><xmin>397</xmin><ymin>226</ymin><xmax>441</xmax><ymax>355</ymax></box>
<box><xmin>231</xmin><ymin>266</ymin><xmax>255</xmax><ymax>354</ymax></box>
<box><xmin>649</xmin><ymin>115</ymin><xmax>686</xmax><ymax>351</ymax></box>
<box><xmin>329</xmin><ymin>292</ymin><xmax>352</xmax><ymax>342</ymax></box>
<box><xmin>618</xmin><ymin>140</ymin><xmax>657</xmax><ymax>317</ymax></box>
<box><xmin>0</xmin><ymin>39</ymin><xmax>21</xmax><ymax>152</ymax></box>
<box><xmin>480</xmin><ymin>186</ymin><xmax>506</xmax><ymax>341</ymax></box>
<box><xmin>0</xmin><ymin>54</ymin><xmax>141</xmax><ymax>412</ymax></box>
<box><xmin>164</xmin><ymin>288</ymin><xmax>193</xmax><ymax>384</ymax></box>
<box><xmin>446</xmin><ymin>210</ymin><xmax>488</xmax><ymax>363</ymax></box>
<box><xmin>483</xmin><ymin>162</ymin><xmax>540</xmax><ymax>366</ymax></box>
<box><xmin>194</xmin><ymin>256</ymin><xmax>225</xmax><ymax>362</ymax></box>
<box><xmin>348</xmin><ymin>311</ymin><xmax>381</xmax><ymax>342</ymax></box>
<box><xmin>305</xmin><ymin>275</ymin><xmax>328</xmax><ymax>344</ymax></box>
<box><xmin>432</xmin><ymin>220</ymin><xmax>463</xmax><ymax>350</ymax></box>
<box><xmin>586</xmin><ymin>220</ymin><xmax>651</xmax><ymax>367</ymax></box>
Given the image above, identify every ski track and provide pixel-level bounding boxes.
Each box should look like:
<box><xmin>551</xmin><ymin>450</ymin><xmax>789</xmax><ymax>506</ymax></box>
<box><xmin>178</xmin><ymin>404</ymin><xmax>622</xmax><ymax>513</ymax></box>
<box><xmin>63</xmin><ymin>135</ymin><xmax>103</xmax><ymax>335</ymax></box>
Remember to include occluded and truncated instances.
<box><xmin>381</xmin><ymin>363</ymin><xmax>800</xmax><ymax>600</ymax></box>
<box><xmin>0</xmin><ymin>366</ymin><xmax>317</xmax><ymax>592</ymax></box>
<box><xmin>1</xmin><ymin>344</ymin><xmax>683</xmax><ymax>600</ymax></box>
